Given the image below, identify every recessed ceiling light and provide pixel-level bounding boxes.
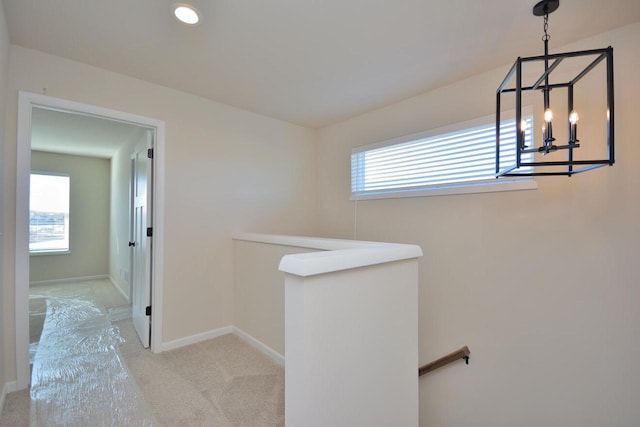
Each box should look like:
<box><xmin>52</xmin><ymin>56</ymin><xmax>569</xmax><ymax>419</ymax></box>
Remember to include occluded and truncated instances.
<box><xmin>173</xmin><ymin>3</ymin><xmax>200</xmax><ymax>25</ymax></box>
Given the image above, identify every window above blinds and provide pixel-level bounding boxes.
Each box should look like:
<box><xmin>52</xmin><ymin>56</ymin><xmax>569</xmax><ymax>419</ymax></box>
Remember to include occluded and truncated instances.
<box><xmin>351</xmin><ymin>113</ymin><xmax>535</xmax><ymax>199</ymax></box>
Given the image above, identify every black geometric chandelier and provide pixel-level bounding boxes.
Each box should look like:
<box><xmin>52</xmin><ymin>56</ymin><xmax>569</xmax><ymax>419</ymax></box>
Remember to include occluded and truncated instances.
<box><xmin>496</xmin><ymin>0</ymin><xmax>614</xmax><ymax>177</ymax></box>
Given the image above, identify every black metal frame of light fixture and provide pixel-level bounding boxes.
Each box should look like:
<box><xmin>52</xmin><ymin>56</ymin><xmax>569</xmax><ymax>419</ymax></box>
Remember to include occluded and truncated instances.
<box><xmin>495</xmin><ymin>0</ymin><xmax>614</xmax><ymax>177</ymax></box>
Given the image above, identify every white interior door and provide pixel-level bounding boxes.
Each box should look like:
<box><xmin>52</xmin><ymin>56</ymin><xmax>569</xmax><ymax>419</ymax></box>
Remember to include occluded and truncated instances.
<box><xmin>131</xmin><ymin>130</ymin><xmax>153</xmax><ymax>348</ymax></box>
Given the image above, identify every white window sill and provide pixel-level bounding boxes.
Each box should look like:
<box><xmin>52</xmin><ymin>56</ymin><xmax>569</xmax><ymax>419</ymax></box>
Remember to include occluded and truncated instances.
<box><xmin>351</xmin><ymin>178</ymin><xmax>537</xmax><ymax>200</ymax></box>
<box><xmin>30</xmin><ymin>250</ymin><xmax>71</xmax><ymax>257</ymax></box>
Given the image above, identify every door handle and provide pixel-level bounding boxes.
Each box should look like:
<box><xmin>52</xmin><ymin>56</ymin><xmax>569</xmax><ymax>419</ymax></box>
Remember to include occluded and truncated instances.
<box><xmin>129</xmin><ymin>241</ymin><xmax>136</xmax><ymax>247</ymax></box>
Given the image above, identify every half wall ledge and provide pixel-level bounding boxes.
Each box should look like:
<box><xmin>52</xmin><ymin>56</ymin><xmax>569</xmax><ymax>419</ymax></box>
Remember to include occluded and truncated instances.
<box><xmin>232</xmin><ymin>232</ymin><xmax>423</xmax><ymax>276</ymax></box>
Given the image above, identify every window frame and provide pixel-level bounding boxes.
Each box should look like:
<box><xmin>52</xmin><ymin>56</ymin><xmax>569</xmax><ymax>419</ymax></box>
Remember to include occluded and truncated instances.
<box><xmin>29</xmin><ymin>172</ymin><xmax>71</xmax><ymax>255</ymax></box>
<box><xmin>350</xmin><ymin>110</ymin><xmax>537</xmax><ymax>200</ymax></box>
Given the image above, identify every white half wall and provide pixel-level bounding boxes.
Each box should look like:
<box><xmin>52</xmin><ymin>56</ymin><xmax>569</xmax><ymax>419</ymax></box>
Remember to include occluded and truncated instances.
<box><xmin>279</xmin><ymin>239</ymin><xmax>421</xmax><ymax>427</ymax></box>
<box><xmin>233</xmin><ymin>232</ymin><xmax>423</xmax><ymax>426</ymax></box>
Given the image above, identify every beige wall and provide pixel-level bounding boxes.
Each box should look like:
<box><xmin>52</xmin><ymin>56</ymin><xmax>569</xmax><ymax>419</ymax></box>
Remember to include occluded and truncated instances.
<box><xmin>109</xmin><ymin>128</ymin><xmax>147</xmax><ymax>300</ymax></box>
<box><xmin>30</xmin><ymin>151</ymin><xmax>110</xmax><ymax>282</ymax></box>
<box><xmin>2</xmin><ymin>45</ymin><xmax>318</xmax><ymax>382</ymax></box>
<box><xmin>317</xmin><ymin>23</ymin><xmax>640</xmax><ymax>427</ymax></box>
<box><xmin>233</xmin><ymin>240</ymin><xmax>313</xmax><ymax>356</ymax></box>
<box><xmin>0</xmin><ymin>0</ymin><xmax>9</xmax><ymax>397</ymax></box>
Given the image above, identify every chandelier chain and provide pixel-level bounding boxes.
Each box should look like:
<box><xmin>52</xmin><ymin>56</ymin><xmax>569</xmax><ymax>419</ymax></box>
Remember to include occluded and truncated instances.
<box><xmin>542</xmin><ymin>12</ymin><xmax>550</xmax><ymax>41</ymax></box>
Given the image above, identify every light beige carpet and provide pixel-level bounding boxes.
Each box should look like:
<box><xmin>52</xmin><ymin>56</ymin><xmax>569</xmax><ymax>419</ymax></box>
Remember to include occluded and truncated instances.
<box><xmin>118</xmin><ymin>327</ymin><xmax>284</xmax><ymax>427</ymax></box>
<box><xmin>1</xmin><ymin>280</ymin><xmax>284</xmax><ymax>427</ymax></box>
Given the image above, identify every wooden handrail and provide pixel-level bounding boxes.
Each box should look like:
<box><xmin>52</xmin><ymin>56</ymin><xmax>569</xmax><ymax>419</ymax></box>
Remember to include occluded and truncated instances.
<box><xmin>418</xmin><ymin>346</ymin><xmax>470</xmax><ymax>377</ymax></box>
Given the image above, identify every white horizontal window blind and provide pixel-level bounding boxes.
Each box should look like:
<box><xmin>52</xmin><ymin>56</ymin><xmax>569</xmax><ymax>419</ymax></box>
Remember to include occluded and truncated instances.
<box><xmin>351</xmin><ymin>115</ymin><xmax>533</xmax><ymax>198</ymax></box>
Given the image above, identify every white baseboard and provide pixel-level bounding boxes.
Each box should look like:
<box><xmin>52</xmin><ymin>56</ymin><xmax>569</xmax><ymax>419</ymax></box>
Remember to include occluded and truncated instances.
<box><xmin>30</xmin><ymin>274</ymin><xmax>109</xmax><ymax>287</ymax></box>
<box><xmin>159</xmin><ymin>325</ymin><xmax>285</xmax><ymax>366</ymax></box>
<box><xmin>108</xmin><ymin>276</ymin><xmax>130</xmax><ymax>304</ymax></box>
<box><xmin>161</xmin><ymin>326</ymin><xmax>233</xmax><ymax>352</ymax></box>
<box><xmin>233</xmin><ymin>327</ymin><xmax>285</xmax><ymax>366</ymax></box>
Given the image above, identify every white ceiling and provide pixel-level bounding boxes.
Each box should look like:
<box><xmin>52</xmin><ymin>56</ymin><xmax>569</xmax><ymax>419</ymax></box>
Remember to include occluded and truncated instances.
<box><xmin>4</xmin><ymin>0</ymin><xmax>640</xmax><ymax>128</ymax></box>
<box><xmin>31</xmin><ymin>107</ymin><xmax>147</xmax><ymax>158</ymax></box>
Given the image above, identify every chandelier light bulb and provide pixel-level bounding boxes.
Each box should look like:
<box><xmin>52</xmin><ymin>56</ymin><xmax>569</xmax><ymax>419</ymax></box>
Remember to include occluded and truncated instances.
<box><xmin>569</xmin><ymin>110</ymin><xmax>579</xmax><ymax>143</ymax></box>
<box><xmin>544</xmin><ymin>108</ymin><xmax>553</xmax><ymax>123</ymax></box>
<box><xmin>569</xmin><ymin>110</ymin><xmax>579</xmax><ymax>125</ymax></box>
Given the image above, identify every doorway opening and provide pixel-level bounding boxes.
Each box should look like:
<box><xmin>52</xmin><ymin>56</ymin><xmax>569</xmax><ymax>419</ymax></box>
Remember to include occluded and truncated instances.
<box><xmin>15</xmin><ymin>91</ymin><xmax>166</xmax><ymax>390</ymax></box>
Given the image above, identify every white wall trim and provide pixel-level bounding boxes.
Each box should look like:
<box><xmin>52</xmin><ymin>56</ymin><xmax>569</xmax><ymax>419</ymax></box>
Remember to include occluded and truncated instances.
<box><xmin>350</xmin><ymin>178</ymin><xmax>538</xmax><ymax>200</ymax></box>
<box><xmin>29</xmin><ymin>274</ymin><xmax>131</xmax><ymax>312</ymax></box>
<box><xmin>108</xmin><ymin>275</ymin><xmax>130</xmax><ymax>304</ymax></box>
<box><xmin>160</xmin><ymin>326</ymin><xmax>285</xmax><ymax>366</ymax></box>
<box><xmin>14</xmin><ymin>91</ymin><xmax>166</xmax><ymax>390</ymax></box>
<box><xmin>161</xmin><ymin>326</ymin><xmax>233</xmax><ymax>352</ymax></box>
<box><xmin>233</xmin><ymin>327</ymin><xmax>285</xmax><ymax>366</ymax></box>
<box><xmin>29</xmin><ymin>274</ymin><xmax>109</xmax><ymax>287</ymax></box>
<box><xmin>0</xmin><ymin>383</ymin><xmax>6</xmax><ymax>413</ymax></box>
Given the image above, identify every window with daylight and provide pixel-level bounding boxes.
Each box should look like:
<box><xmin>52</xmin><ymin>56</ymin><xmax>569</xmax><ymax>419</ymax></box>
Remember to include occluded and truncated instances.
<box><xmin>351</xmin><ymin>113</ymin><xmax>535</xmax><ymax>199</ymax></box>
<box><xmin>30</xmin><ymin>173</ymin><xmax>71</xmax><ymax>254</ymax></box>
